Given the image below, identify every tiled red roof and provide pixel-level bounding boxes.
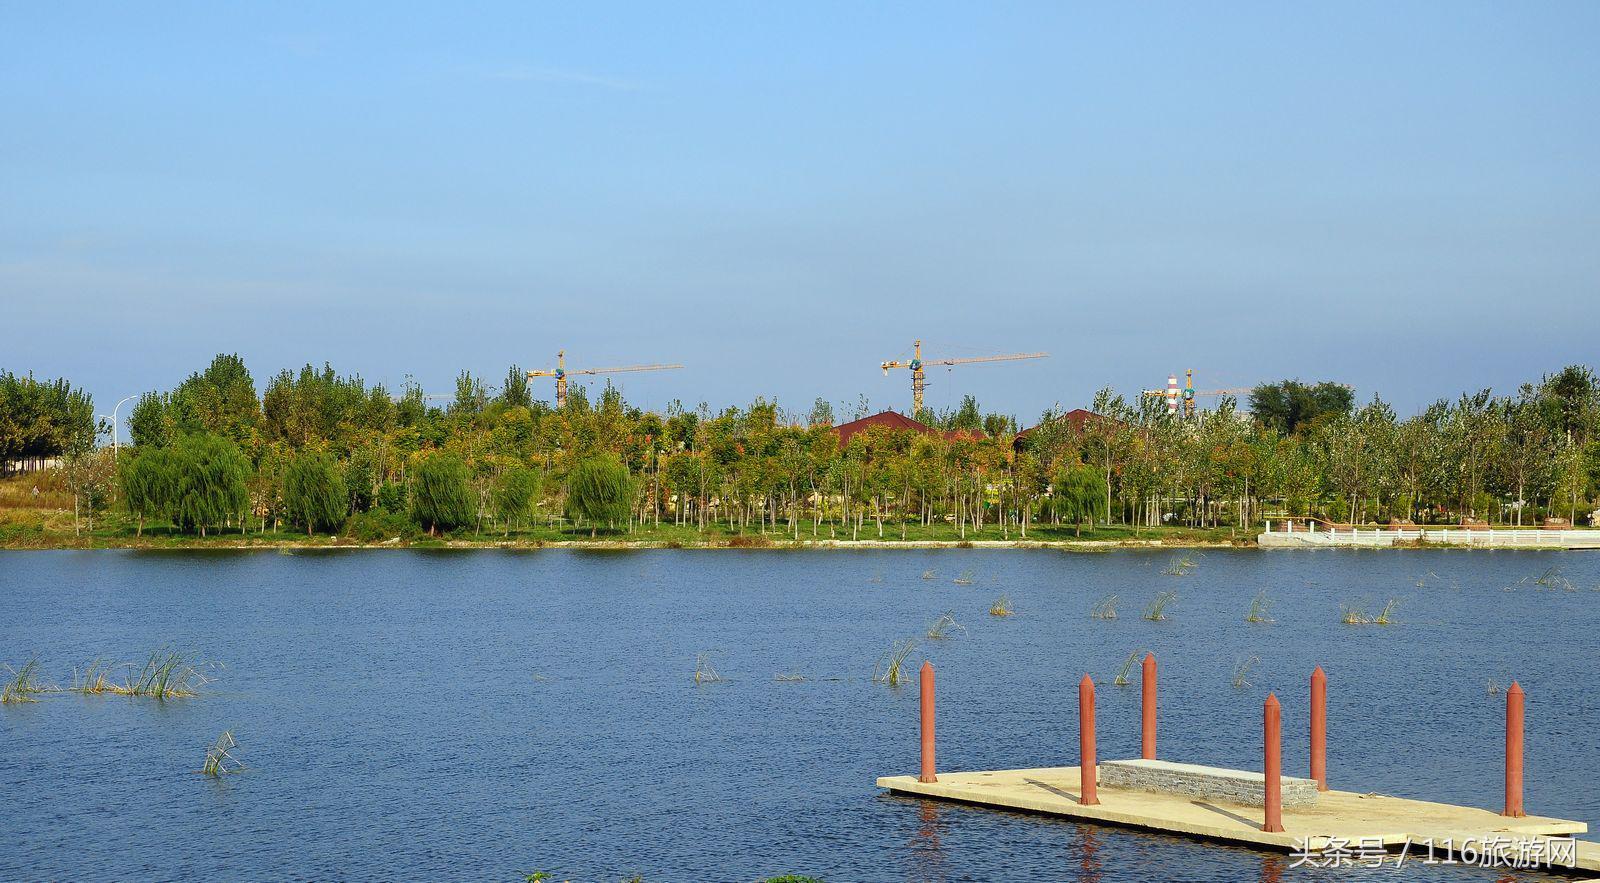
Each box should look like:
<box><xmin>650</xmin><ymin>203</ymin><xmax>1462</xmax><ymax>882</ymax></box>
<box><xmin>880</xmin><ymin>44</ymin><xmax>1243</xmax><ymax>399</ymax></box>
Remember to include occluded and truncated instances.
<box><xmin>833</xmin><ymin>411</ymin><xmax>985</xmax><ymax>447</ymax></box>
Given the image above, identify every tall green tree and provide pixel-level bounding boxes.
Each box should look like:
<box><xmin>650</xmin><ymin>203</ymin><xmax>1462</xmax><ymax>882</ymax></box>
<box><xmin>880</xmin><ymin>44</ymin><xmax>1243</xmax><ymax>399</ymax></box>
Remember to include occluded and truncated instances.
<box><xmin>566</xmin><ymin>454</ymin><xmax>634</xmax><ymax>536</ymax></box>
<box><xmin>1053</xmin><ymin>463</ymin><xmax>1108</xmax><ymax>537</ymax></box>
<box><xmin>119</xmin><ymin>448</ymin><xmax>175</xmax><ymax>537</ymax></box>
<box><xmin>283</xmin><ymin>451</ymin><xmax>349</xmax><ymax>536</ymax></box>
<box><xmin>494</xmin><ymin>466</ymin><xmax>540</xmax><ymax>535</ymax></box>
<box><xmin>167</xmin><ymin>433</ymin><xmax>251</xmax><ymax>536</ymax></box>
<box><xmin>411</xmin><ymin>453</ymin><xmax>473</xmax><ymax>535</ymax></box>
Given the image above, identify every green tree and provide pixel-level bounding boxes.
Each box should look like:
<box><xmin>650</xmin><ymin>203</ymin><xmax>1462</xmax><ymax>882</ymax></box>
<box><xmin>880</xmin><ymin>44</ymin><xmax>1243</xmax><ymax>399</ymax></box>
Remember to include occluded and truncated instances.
<box><xmin>1053</xmin><ymin>463</ymin><xmax>1108</xmax><ymax>536</ymax></box>
<box><xmin>1250</xmin><ymin>380</ymin><xmax>1355</xmax><ymax>435</ymax></box>
<box><xmin>167</xmin><ymin>433</ymin><xmax>251</xmax><ymax>536</ymax></box>
<box><xmin>411</xmin><ymin>453</ymin><xmax>473</xmax><ymax>535</ymax></box>
<box><xmin>494</xmin><ymin>466</ymin><xmax>540</xmax><ymax>535</ymax></box>
<box><xmin>566</xmin><ymin>454</ymin><xmax>634</xmax><ymax>536</ymax></box>
<box><xmin>283</xmin><ymin>451</ymin><xmax>349</xmax><ymax>536</ymax></box>
<box><xmin>119</xmin><ymin>448</ymin><xmax>175</xmax><ymax>537</ymax></box>
<box><xmin>500</xmin><ymin>365</ymin><xmax>532</xmax><ymax>409</ymax></box>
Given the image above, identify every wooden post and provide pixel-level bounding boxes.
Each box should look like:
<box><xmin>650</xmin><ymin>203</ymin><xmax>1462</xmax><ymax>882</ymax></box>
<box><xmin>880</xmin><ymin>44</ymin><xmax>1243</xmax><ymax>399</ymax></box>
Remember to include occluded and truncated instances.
<box><xmin>1141</xmin><ymin>653</ymin><xmax>1157</xmax><ymax>760</ymax></box>
<box><xmin>1504</xmin><ymin>681</ymin><xmax>1524</xmax><ymax>817</ymax></box>
<box><xmin>919</xmin><ymin>661</ymin><xmax>936</xmax><ymax>783</ymax></box>
<box><xmin>1310</xmin><ymin>666</ymin><xmax>1327</xmax><ymax>791</ymax></box>
<box><xmin>1079</xmin><ymin>675</ymin><xmax>1099</xmax><ymax>805</ymax></box>
<box><xmin>1263</xmin><ymin>693</ymin><xmax>1285</xmax><ymax>833</ymax></box>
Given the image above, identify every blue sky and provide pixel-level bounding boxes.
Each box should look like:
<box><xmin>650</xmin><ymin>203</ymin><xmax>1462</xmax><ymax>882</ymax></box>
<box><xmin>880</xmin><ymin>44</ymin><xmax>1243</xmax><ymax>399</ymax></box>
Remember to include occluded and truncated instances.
<box><xmin>3</xmin><ymin>2</ymin><xmax>1597</xmax><ymax>424</ymax></box>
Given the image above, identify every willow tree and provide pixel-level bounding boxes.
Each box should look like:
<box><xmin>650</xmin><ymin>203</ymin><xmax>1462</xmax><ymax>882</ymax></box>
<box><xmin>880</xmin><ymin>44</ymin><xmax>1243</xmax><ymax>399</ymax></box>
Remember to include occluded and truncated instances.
<box><xmin>411</xmin><ymin>453</ymin><xmax>473</xmax><ymax>536</ymax></box>
<box><xmin>168</xmin><ymin>433</ymin><xmax>251</xmax><ymax>536</ymax></box>
<box><xmin>283</xmin><ymin>451</ymin><xmax>348</xmax><ymax>536</ymax></box>
<box><xmin>566</xmin><ymin>454</ymin><xmax>633</xmax><ymax>536</ymax></box>
<box><xmin>119</xmin><ymin>448</ymin><xmax>175</xmax><ymax>537</ymax></box>
<box><xmin>1053</xmin><ymin>463</ymin><xmax>1108</xmax><ymax>537</ymax></box>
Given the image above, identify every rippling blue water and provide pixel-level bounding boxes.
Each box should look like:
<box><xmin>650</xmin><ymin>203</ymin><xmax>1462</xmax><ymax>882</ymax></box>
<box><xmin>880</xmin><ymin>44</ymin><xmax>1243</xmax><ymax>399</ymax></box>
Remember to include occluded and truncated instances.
<box><xmin>1</xmin><ymin>548</ymin><xmax>1596</xmax><ymax>882</ymax></box>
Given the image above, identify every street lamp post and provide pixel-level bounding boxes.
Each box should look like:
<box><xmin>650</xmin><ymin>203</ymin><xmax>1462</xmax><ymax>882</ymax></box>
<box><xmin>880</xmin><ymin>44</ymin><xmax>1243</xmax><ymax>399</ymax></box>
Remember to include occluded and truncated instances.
<box><xmin>110</xmin><ymin>394</ymin><xmax>139</xmax><ymax>459</ymax></box>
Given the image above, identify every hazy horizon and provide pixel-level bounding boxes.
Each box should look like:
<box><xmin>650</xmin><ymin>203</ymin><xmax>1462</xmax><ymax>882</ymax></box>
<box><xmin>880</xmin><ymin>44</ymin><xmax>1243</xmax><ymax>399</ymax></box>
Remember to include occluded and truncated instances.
<box><xmin>4</xmin><ymin>3</ymin><xmax>1597</xmax><ymax>426</ymax></box>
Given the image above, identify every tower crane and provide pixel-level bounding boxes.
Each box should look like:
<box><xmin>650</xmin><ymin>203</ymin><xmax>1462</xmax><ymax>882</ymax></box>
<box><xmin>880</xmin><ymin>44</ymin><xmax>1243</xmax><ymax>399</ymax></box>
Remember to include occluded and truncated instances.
<box><xmin>528</xmin><ymin>350</ymin><xmax>683</xmax><ymax>409</ymax></box>
<box><xmin>880</xmin><ymin>340</ymin><xmax>1047</xmax><ymax>416</ymax></box>
<box><xmin>1142</xmin><ymin>369</ymin><xmax>1251</xmax><ymax>418</ymax></box>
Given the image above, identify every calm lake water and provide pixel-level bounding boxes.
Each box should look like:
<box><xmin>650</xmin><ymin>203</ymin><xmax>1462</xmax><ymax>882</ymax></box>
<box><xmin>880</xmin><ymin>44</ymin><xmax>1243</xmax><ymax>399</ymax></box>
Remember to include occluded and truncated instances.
<box><xmin>2</xmin><ymin>548</ymin><xmax>1597</xmax><ymax>882</ymax></box>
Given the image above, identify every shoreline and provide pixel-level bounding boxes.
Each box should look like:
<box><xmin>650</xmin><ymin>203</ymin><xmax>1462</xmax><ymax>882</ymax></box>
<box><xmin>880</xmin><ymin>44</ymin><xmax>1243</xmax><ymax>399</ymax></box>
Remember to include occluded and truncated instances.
<box><xmin>0</xmin><ymin>536</ymin><xmax>1254</xmax><ymax>552</ymax></box>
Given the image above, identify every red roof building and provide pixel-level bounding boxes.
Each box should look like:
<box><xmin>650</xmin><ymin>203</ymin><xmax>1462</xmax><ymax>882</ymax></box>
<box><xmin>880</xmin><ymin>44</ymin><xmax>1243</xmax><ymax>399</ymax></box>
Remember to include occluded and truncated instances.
<box><xmin>1013</xmin><ymin>409</ymin><xmax>1113</xmax><ymax>448</ymax></box>
<box><xmin>832</xmin><ymin>410</ymin><xmax>984</xmax><ymax>448</ymax></box>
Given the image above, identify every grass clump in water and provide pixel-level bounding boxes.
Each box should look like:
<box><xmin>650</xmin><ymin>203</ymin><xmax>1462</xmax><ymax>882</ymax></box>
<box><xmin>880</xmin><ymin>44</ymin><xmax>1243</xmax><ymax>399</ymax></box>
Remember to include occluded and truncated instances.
<box><xmin>1090</xmin><ymin>594</ymin><xmax>1119</xmax><ymax>620</ymax></box>
<box><xmin>774</xmin><ymin>672</ymin><xmax>806</xmax><ymax>682</ymax></box>
<box><xmin>1245</xmin><ymin>591</ymin><xmax>1275</xmax><ymax>624</ymax></box>
<box><xmin>925</xmin><ymin>611</ymin><xmax>966</xmax><ymax>640</ymax></box>
<box><xmin>953</xmin><ymin>570</ymin><xmax>975</xmax><ymax>586</ymax></box>
<box><xmin>987</xmin><ymin>594</ymin><xmax>1014</xmax><ymax>617</ymax></box>
<box><xmin>1340</xmin><ymin>599</ymin><xmax>1398</xmax><ymax>625</ymax></box>
<box><xmin>1142</xmin><ymin>591</ymin><xmax>1178</xmax><ymax>621</ymax></box>
<box><xmin>872</xmin><ymin>638</ymin><xmax>918</xmax><ymax>686</ymax></box>
<box><xmin>71</xmin><ymin>658</ymin><xmax>119</xmax><ymax>695</ymax></box>
<box><xmin>693</xmin><ymin>653</ymin><xmax>724</xmax><ymax>685</ymax></box>
<box><xmin>1231</xmin><ymin>654</ymin><xmax>1260</xmax><ymax>689</ymax></box>
<box><xmin>2</xmin><ymin>658</ymin><xmax>48</xmax><ymax>703</ymax></box>
<box><xmin>921</xmin><ymin>569</ymin><xmax>936</xmax><ymax>581</ymax></box>
<box><xmin>1112</xmin><ymin>650</ymin><xmax>1142</xmax><ymax>687</ymax></box>
<box><xmin>200</xmin><ymin>730</ymin><xmax>243</xmax><ymax>776</ymax></box>
<box><xmin>1161</xmin><ymin>555</ymin><xmax>1198</xmax><ymax>576</ymax></box>
<box><xmin>120</xmin><ymin>651</ymin><xmax>209</xmax><ymax>698</ymax></box>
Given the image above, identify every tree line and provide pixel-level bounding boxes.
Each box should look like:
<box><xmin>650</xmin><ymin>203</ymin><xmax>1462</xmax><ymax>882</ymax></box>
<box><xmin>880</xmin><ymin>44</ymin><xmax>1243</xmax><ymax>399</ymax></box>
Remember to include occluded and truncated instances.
<box><xmin>6</xmin><ymin>355</ymin><xmax>1600</xmax><ymax>539</ymax></box>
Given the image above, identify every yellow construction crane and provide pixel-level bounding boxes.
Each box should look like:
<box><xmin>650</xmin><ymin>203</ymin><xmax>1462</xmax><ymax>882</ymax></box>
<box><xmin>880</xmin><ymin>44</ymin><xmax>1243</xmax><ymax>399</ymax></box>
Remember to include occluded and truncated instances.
<box><xmin>1143</xmin><ymin>369</ymin><xmax>1251</xmax><ymax>418</ymax></box>
<box><xmin>880</xmin><ymin>339</ymin><xmax>1047</xmax><ymax>416</ymax></box>
<box><xmin>528</xmin><ymin>350</ymin><xmax>684</xmax><ymax>409</ymax></box>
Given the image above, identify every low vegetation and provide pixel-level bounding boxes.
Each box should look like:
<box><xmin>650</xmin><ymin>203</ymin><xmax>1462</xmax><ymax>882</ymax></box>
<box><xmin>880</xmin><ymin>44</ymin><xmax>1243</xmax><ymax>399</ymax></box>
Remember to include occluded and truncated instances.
<box><xmin>200</xmin><ymin>730</ymin><xmax>243</xmax><ymax>776</ymax></box>
<box><xmin>987</xmin><ymin>594</ymin><xmax>1014</xmax><ymax>617</ymax></box>
<box><xmin>925</xmin><ymin>611</ymin><xmax>966</xmax><ymax>640</ymax></box>
<box><xmin>2</xmin><ymin>659</ymin><xmax>47</xmax><ymax>703</ymax></box>
<box><xmin>872</xmin><ymin>639</ymin><xmax>918</xmax><ymax>686</ymax></box>
<box><xmin>1113</xmin><ymin>650</ymin><xmax>1141</xmax><ymax>687</ymax></box>
<box><xmin>1090</xmin><ymin>594</ymin><xmax>1119</xmax><ymax>620</ymax></box>
<box><xmin>1142</xmin><ymin>591</ymin><xmax>1178</xmax><ymax>621</ymax></box>
<box><xmin>1340</xmin><ymin>599</ymin><xmax>1398</xmax><ymax>625</ymax></box>
<box><xmin>1232</xmin><ymin>654</ymin><xmax>1260</xmax><ymax>689</ymax></box>
<box><xmin>1245</xmin><ymin>590</ymin><xmax>1275</xmax><ymax>623</ymax></box>
<box><xmin>692</xmin><ymin>653</ymin><xmax>724</xmax><ymax>685</ymax></box>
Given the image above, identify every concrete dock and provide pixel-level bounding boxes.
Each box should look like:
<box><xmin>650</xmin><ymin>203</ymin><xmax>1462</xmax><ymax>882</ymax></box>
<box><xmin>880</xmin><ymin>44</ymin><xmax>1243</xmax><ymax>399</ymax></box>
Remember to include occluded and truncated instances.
<box><xmin>877</xmin><ymin>765</ymin><xmax>1600</xmax><ymax>874</ymax></box>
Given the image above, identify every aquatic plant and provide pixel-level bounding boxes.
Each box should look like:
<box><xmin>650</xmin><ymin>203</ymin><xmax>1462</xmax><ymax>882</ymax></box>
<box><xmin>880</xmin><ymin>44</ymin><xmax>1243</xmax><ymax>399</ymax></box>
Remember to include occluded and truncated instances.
<box><xmin>920</xmin><ymin>570</ymin><xmax>936</xmax><ymax>581</ymax></box>
<box><xmin>1142</xmin><ymin>591</ymin><xmax>1178</xmax><ymax>621</ymax></box>
<box><xmin>774</xmin><ymin>672</ymin><xmax>807</xmax><ymax>682</ymax></box>
<box><xmin>2</xmin><ymin>658</ymin><xmax>47</xmax><ymax>704</ymax></box>
<box><xmin>1113</xmin><ymin>650</ymin><xmax>1142</xmax><ymax>687</ymax></box>
<box><xmin>200</xmin><ymin>730</ymin><xmax>243</xmax><ymax>776</ymax></box>
<box><xmin>1090</xmin><ymin>594</ymin><xmax>1119</xmax><ymax>620</ymax></box>
<box><xmin>988</xmin><ymin>594</ymin><xmax>1014</xmax><ymax>617</ymax></box>
<box><xmin>925</xmin><ymin>611</ymin><xmax>966</xmax><ymax>640</ymax></box>
<box><xmin>71</xmin><ymin>658</ymin><xmax>119</xmax><ymax>694</ymax></box>
<box><xmin>1245</xmin><ymin>591</ymin><xmax>1275</xmax><ymax>624</ymax></box>
<box><xmin>693</xmin><ymin>653</ymin><xmax>724</xmax><ymax>685</ymax></box>
<box><xmin>1232</xmin><ymin>654</ymin><xmax>1260</xmax><ymax>689</ymax></box>
<box><xmin>872</xmin><ymin>639</ymin><xmax>918</xmax><ymax>686</ymax></box>
<box><xmin>953</xmin><ymin>571</ymin><xmax>975</xmax><ymax>586</ymax></box>
<box><xmin>1341</xmin><ymin>599</ymin><xmax>1398</xmax><ymax>625</ymax></box>
<box><xmin>1161</xmin><ymin>555</ymin><xmax>1198</xmax><ymax>577</ymax></box>
<box><xmin>120</xmin><ymin>651</ymin><xmax>209</xmax><ymax>698</ymax></box>
<box><xmin>1415</xmin><ymin>570</ymin><xmax>1440</xmax><ymax>588</ymax></box>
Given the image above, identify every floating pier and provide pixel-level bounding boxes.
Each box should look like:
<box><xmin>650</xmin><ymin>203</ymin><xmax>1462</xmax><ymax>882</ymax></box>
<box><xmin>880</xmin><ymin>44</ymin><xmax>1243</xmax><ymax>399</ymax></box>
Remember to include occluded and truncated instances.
<box><xmin>878</xmin><ymin>659</ymin><xmax>1599</xmax><ymax>874</ymax></box>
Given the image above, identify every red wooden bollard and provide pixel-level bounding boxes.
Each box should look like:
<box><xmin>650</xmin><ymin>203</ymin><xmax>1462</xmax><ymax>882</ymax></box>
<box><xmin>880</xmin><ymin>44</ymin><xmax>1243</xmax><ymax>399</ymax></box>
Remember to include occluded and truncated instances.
<box><xmin>1504</xmin><ymin>681</ymin><xmax>1524</xmax><ymax>817</ymax></box>
<box><xmin>919</xmin><ymin>661</ymin><xmax>937</xmax><ymax>783</ymax></box>
<box><xmin>1263</xmin><ymin>693</ymin><xmax>1285</xmax><ymax>833</ymax></box>
<box><xmin>1310</xmin><ymin>666</ymin><xmax>1327</xmax><ymax>791</ymax></box>
<box><xmin>1141</xmin><ymin>653</ymin><xmax>1157</xmax><ymax>760</ymax></box>
<box><xmin>1079</xmin><ymin>675</ymin><xmax>1100</xmax><ymax>805</ymax></box>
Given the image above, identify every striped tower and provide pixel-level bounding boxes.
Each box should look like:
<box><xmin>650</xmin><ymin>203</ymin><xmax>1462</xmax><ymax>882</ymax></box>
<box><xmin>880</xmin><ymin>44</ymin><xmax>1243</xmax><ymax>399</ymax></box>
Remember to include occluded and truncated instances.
<box><xmin>1165</xmin><ymin>374</ymin><xmax>1180</xmax><ymax>415</ymax></box>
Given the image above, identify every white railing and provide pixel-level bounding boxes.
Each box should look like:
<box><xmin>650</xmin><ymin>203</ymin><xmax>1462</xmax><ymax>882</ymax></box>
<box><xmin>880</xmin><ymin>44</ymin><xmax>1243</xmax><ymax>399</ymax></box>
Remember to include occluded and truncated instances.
<box><xmin>1262</xmin><ymin>522</ymin><xmax>1600</xmax><ymax>548</ymax></box>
